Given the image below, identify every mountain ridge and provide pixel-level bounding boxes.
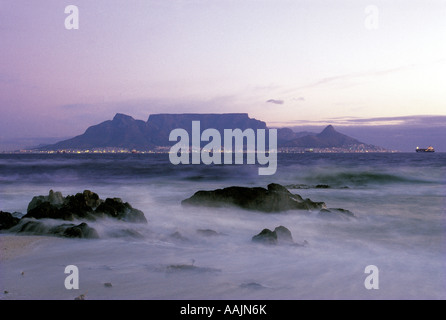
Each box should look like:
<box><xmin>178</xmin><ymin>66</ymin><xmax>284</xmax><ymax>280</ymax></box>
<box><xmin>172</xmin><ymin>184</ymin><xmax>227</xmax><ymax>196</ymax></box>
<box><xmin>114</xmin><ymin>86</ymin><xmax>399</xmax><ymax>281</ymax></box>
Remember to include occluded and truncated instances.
<box><xmin>37</xmin><ymin>113</ymin><xmax>387</xmax><ymax>152</ymax></box>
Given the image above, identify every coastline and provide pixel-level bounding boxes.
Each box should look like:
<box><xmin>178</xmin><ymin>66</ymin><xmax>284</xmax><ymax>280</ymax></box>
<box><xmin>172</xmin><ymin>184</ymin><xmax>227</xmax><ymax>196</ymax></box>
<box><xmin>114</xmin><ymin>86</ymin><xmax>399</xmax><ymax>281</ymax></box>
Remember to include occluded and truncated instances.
<box><xmin>0</xmin><ymin>234</ymin><xmax>62</xmax><ymax>262</ymax></box>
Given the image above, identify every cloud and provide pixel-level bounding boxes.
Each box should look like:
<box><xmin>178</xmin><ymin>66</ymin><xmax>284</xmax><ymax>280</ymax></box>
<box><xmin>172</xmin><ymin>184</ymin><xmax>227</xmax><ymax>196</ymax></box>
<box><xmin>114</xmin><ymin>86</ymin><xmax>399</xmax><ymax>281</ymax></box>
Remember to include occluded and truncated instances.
<box><xmin>271</xmin><ymin>115</ymin><xmax>446</xmax><ymax>128</ymax></box>
<box><xmin>266</xmin><ymin>99</ymin><xmax>284</xmax><ymax>105</ymax></box>
<box><xmin>321</xmin><ymin>115</ymin><xmax>446</xmax><ymax>127</ymax></box>
<box><xmin>280</xmin><ymin>63</ymin><xmax>421</xmax><ymax>94</ymax></box>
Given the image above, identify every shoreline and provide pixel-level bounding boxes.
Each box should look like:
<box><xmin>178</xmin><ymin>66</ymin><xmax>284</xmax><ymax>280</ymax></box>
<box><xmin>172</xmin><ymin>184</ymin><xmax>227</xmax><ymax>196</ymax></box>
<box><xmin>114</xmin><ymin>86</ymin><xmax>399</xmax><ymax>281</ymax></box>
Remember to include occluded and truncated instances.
<box><xmin>0</xmin><ymin>234</ymin><xmax>62</xmax><ymax>262</ymax></box>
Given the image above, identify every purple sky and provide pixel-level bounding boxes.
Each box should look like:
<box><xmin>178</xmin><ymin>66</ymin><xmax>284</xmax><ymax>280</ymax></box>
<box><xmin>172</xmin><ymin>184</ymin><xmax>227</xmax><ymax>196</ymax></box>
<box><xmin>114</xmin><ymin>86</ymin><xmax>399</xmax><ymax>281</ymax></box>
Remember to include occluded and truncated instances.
<box><xmin>1</xmin><ymin>0</ymin><xmax>445</xmax><ymax>151</ymax></box>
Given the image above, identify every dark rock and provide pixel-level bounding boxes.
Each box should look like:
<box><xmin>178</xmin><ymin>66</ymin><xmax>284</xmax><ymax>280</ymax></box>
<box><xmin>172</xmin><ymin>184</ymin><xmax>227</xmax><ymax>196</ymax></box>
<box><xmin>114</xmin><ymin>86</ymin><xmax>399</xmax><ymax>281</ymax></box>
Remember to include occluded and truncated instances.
<box><xmin>23</xmin><ymin>190</ymin><xmax>101</xmax><ymax>221</ymax></box>
<box><xmin>163</xmin><ymin>264</ymin><xmax>221</xmax><ymax>274</ymax></box>
<box><xmin>62</xmin><ymin>191</ymin><xmax>99</xmax><ymax>220</ymax></box>
<box><xmin>0</xmin><ymin>211</ymin><xmax>20</xmax><ymax>230</ymax></box>
<box><xmin>196</xmin><ymin>229</ymin><xmax>221</xmax><ymax>237</ymax></box>
<box><xmin>318</xmin><ymin>208</ymin><xmax>356</xmax><ymax>221</ymax></box>
<box><xmin>13</xmin><ymin>220</ymin><xmax>48</xmax><ymax>234</ymax></box>
<box><xmin>252</xmin><ymin>228</ymin><xmax>277</xmax><ymax>245</ymax></box>
<box><xmin>74</xmin><ymin>293</ymin><xmax>86</xmax><ymax>300</ymax></box>
<box><xmin>285</xmin><ymin>184</ymin><xmax>310</xmax><ymax>189</ymax></box>
<box><xmin>274</xmin><ymin>226</ymin><xmax>294</xmax><ymax>244</ymax></box>
<box><xmin>81</xmin><ymin>190</ymin><xmax>102</xmax><ymax>208</ymax></box>
<box><xmin>182</xmin><ymin>183</ymin><xmax>326</xmax><ymax>213</ymax></box>
<box><xmin>10</xmin><ymin>219</ymin><xmax>99</xmax><ymax>239</ymax></box>
<box><xmin>27</xmin><ymin>190</ymin><xmax>65</xmax><ymax>212</ymax></box>
<box><xmin>60</xmin><ymin>223</ymin><xmax>99</xmax><ymax>239</ymax></box>
<box><xmin>24</xmin><ymin>201</ymin><xmax>77</xmax><ymax>221</ymax></box>
<box><xmin>315</xmin><ymin>184</ymin><xmax>331</xmax><ymax>189</ymax></box>
<box><xmin>240</xmin><ymin>282</ymin><xmax>267</xmax><ymax>290</ymax></box>
<box><xmin>23</xmin><ymin>190</ymin><xmax>146</xmax><ymax>223</ymax></box>
<box><xmin>169</xmin><ymin>231</ymin><xmax>189</xmax><ymax>242</ymax></box>
<box><xmin>252</xmin><ymin>226</ymin><xmax>297</xmax><ymax>245</ymax></box>
<box><xmin>95</xmin><ymin>198</ymin><xmax>147</xmax><ymax>223</ymax></box>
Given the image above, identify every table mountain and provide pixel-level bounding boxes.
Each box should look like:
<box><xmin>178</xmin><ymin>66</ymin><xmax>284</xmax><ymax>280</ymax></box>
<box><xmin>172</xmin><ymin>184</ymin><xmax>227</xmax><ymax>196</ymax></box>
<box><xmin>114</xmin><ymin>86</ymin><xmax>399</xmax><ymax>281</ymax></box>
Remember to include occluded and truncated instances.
<box><xmin>36</xmin><ymin>113</ymin><xmax>385</xmax><ymax>151</ymax></box>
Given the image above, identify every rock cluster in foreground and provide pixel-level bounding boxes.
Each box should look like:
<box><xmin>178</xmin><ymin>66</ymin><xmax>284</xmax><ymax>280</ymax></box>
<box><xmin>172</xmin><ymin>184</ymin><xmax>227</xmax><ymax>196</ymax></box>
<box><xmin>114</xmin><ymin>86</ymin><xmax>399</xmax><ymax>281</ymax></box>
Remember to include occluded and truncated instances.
<box><xmin>0</xmin><ymin>190</ymin><xmax>147</xmax><ymax>239</ymax></box>
<box><xmin>24</xmin><ymin>190</ymin><xmax>146</xmax><ymax>223</ymax></box>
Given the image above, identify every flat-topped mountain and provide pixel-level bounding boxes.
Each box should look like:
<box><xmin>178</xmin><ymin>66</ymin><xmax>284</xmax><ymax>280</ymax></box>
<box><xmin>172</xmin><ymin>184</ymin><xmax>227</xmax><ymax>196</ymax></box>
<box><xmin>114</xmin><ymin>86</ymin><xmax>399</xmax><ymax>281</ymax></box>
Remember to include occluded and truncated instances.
<box><xmin>38</xmin><ymin>113</ymin><xmax>267</xmax><ymax>151</ymax></box>
<box><xmin>37</xmin><ymin>113</ymin><xmax>386</xmax><ymax>152</ymax></box>
<box><xmin>145</xmin><ymin>113</ymin><xmax>267</xmax><ymax>146</ymax></box>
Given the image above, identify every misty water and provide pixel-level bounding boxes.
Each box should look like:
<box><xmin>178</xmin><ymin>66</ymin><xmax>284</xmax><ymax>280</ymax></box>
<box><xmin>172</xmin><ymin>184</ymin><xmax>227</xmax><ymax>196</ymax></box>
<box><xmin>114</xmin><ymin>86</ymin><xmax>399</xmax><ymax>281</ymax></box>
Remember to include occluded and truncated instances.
<box><xmin>0</xmin><ymin>153</ymin><xmax>445</xmax><ymax>299</ymax></box>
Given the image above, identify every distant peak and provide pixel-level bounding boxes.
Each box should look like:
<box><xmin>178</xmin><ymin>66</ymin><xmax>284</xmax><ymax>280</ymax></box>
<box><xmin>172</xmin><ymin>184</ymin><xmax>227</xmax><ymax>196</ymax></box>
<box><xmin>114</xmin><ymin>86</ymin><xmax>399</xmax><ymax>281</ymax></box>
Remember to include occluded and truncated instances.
<box><xmin>113</xmin><ymin>113</ymin><xmax>134</xmax><ymax>121</ymax></box>
<box><xmin>318</xmin><ymin>125</ymin><xmax>339</xmax><ymax>137</ymax></box>
<box><xmin>322</xmin><ymin>124</ymin><xmax>335</xmax><ymax>132</ymax></box>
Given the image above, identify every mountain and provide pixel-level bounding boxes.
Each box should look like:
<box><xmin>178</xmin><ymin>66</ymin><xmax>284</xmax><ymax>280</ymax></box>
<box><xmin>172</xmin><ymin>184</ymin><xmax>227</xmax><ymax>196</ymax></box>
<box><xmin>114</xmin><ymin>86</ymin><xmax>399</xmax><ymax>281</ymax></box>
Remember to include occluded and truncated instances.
<box><xmin>39</xmin><ymin>113</ymin><xmax>154</xmax><ymax>151</ymax></box>
<box><xmin>282</xmin><ymin>125</ymin><xmax>362</xmax><ymax>148</ymax></box>
<box><xmin>36</xmin><ymin>113</ymin><xmax>386</xmax><ymax>152</ymax></box>
<box><xmin>279</xmin><ymin>125</ymin><xmax>386</xmax><ymax>151</ymax></box>
<box><xmin>145</xmin><ymin>113</ymin><xmax>267</xmax><ymax>146</ymax></box>
<box><xmin>277</xmin><ymin>128</ymin><xmax>316</xmax><ymax>145</ymax></box>
<box><xmin>38</xmin><ymin>113</ymin><xmax>267</xmax><ymax>151</ymax></box>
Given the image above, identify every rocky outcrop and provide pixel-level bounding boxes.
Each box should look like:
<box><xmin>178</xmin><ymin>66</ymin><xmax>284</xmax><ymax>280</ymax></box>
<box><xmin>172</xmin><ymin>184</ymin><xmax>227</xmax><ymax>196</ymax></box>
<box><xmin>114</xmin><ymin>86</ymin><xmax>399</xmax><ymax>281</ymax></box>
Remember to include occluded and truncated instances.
<box><xmin>10</xmin><ymin>220</ymin><xmax>99</xmax><ymax>239</ymax></box>
<box><xmin>23</xmin><ymin>190</ymin><xmax>147</xmax><ymax>223</ymax></box>
<box><xmin>94</xmin><ymin>197</ymin><xmax>147</xmax><ymax>223</ymax></box>
<box><xmin>181</xmin><ymin>183</ymin><xmax>326</xmax><ymax>213</ymax></box>
<box><xmin>273</xmin><ymin>226</ymin><xmax>294</xmax><ymax>243</ymax></box>
<box><xmin>0</xmin><ymin>211</ymin><xmax>20</xmax><ymax>230</ymax></box>
<box><xmin>27</xmin><ymin>190</ymin><xmax>65</xmax><ymax>212</ymax></box>
<box><xmin>252</xmin><ymin>226</ymin><xmax>307</xmax><ymax>246</ymax></box>
<box><xmin>318</xmin><ymin>208</ymin><xmax>356</xmax><ymax>221</ymax></box>
<box><xmin>1</xmin><ymin>190</ymin><xmax>147</xmax><ymax>239</ymax></box>
<box><xmin>252</xmin><ymin>228</ymin><xmax>278</xmax><ymax>244</ymax></box>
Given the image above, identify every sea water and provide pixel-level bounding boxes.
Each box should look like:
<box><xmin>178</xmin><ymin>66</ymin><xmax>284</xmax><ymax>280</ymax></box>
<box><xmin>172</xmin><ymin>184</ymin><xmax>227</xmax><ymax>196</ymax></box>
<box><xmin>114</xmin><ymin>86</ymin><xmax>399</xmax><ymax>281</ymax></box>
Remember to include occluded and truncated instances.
<box><xmin>0</xmin><ymin>153</ymin><xmax>445</xmax><ymax>299</ymax></box>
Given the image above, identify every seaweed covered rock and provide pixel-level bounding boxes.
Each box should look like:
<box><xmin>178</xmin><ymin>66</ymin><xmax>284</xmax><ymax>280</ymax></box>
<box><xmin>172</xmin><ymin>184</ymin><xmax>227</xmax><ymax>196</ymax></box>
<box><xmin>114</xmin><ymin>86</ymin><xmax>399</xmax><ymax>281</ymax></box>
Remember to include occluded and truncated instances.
<box><xmin>182</xmin><ymin>183</ymin><xmax>326</xmax><ymax>213</ymax></box>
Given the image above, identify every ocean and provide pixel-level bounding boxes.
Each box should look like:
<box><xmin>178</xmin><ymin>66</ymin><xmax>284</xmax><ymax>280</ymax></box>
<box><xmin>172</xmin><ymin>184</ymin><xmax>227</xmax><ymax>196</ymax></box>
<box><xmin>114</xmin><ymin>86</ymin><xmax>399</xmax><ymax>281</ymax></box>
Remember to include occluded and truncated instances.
<box><xmin>0</xmin><ymin>152</ymin><xmax>445</xmax><ymax>300</ymax></box>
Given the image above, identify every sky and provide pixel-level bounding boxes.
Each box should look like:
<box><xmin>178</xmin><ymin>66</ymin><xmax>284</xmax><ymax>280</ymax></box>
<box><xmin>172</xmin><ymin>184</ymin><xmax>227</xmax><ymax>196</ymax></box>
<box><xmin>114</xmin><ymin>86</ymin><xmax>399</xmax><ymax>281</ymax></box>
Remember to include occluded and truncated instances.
<box><xmin>1</xmin><ymin>0</ymin><xmax>445</xmax><ymax>151</ymax></box>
